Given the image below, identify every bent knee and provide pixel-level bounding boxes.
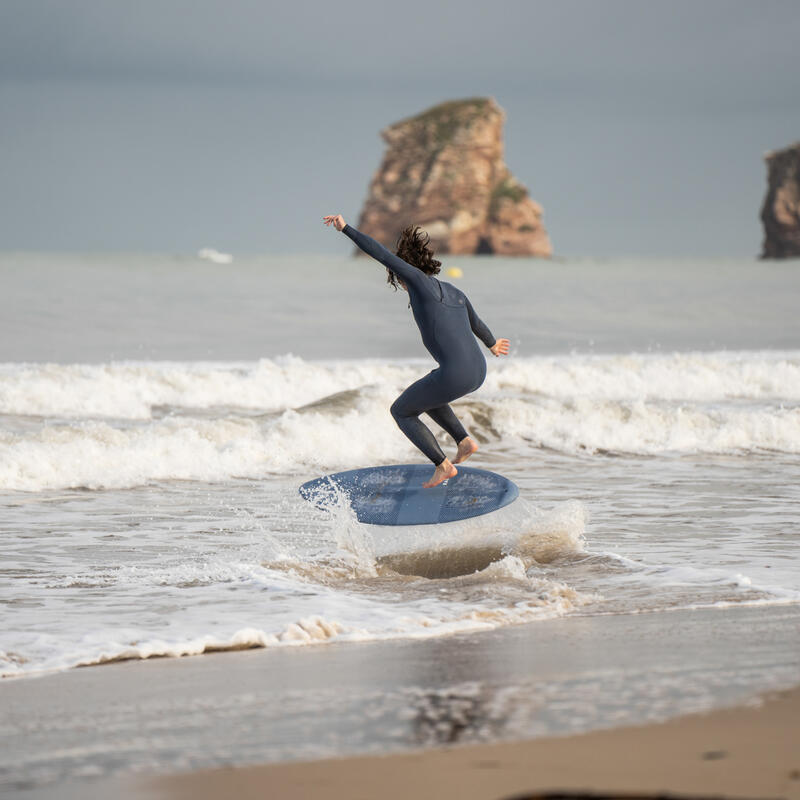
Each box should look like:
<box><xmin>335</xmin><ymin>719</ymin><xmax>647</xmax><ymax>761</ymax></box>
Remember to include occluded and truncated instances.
<box><xmin>389</xmin><ymin>399</ymin><xmax>405</xmax><ymax>421</ymax></box>
<box><xmin>390</xmin><ymin>397</ymin><xmax>415</xmax><ymax>422</ymax></box>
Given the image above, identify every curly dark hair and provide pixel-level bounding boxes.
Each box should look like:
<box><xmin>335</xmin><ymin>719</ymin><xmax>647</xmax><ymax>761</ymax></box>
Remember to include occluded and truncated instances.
<box><xmin>388</xmin><ymin>225</ymin><xmax>441</xmax><ymax>290</ymax></box>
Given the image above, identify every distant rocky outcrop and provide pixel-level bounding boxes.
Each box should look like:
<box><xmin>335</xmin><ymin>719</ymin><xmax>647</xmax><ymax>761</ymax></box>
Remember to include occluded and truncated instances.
<box><xmin>761</xmin><ymin>141</ymin><xmax>800</xmax><ymax>259</ymax></box>
<box><xmin>354</xmin><ymin>97</ymin><xmax>551</xmax><ymax>257</ymax></box>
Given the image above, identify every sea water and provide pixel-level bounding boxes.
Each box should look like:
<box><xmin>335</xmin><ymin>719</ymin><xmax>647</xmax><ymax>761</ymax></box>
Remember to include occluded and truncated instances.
<box><xmin>1</xmin><ymin>251</ymin><xmax>799</xmax><ymax>678</ymax></box>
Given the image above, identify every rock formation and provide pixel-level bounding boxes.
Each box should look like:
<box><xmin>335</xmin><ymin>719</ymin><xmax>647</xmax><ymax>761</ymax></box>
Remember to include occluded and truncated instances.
<box><xmin>354</xmin><ymin>97</ymin><xmax>551</xmax><ymax>257</ymax></box>
<box><xmin>761</xmin><ymin>141</ymin><xmax>800</xmax><ymax>259</ymax></box>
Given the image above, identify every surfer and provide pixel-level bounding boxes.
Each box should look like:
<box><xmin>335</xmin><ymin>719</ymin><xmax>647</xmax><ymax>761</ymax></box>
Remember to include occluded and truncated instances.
<box><xmin>323</xmin><ymin>214</ymin><xmax>509</xmax><ymax>488</ymax></box>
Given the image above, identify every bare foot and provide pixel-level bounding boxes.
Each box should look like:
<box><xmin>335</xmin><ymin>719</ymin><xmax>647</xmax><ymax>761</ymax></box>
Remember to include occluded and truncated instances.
<box><xmin>423</xmin><ymin>458</ymin><xmax>457</xmax><ymax>488</ymax></box>
<box><xmin>453</xmin><ymin>436</ymin><xmax>478</xmax><ymax>464</ymax></box>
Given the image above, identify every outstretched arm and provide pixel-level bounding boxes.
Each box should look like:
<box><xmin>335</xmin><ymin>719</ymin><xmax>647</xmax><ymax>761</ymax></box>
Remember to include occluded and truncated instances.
<box><xmin>464</xmin><ymin>296</ymin><xmax>496</xmax><ymax>348</ymax></box>
<box><xmin>323</xmin><ymin>214</ymin><xmax>427</xmax><ymax>290</ymax></box>
<box><xmin>465</xmin><ymin>297</ymin><xmax>510</xmax><ymax>356</ymax></box>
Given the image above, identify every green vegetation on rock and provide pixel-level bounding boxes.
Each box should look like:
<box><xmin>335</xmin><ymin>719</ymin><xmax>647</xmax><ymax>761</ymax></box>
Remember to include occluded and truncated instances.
<box><xmin>489</xmin><ymin>178</ymin><xmax>529</xmax><ymax>216</ymax></box>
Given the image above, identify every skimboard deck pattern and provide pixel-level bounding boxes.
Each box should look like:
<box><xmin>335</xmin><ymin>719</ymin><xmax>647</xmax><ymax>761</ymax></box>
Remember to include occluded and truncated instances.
<box><xmin>299</xmin><ymin>464</ymin><xmax>519</xmax><ymax>525</ymax></box>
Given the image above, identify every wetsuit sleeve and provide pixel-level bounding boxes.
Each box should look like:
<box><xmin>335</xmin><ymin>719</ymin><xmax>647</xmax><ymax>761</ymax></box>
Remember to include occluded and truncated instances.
<box><xmin>341</xmin><ymin>224</ymin><xmax>427</xmax><ymax>290</ymax></box>
<box><xmin>465</xmin><ymin>297</ymin><xmax>497</xmax><ymax>349</ymax></box>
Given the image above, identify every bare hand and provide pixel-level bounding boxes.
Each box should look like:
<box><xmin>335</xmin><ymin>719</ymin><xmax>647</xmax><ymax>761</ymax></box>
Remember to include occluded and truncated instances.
<box><xmin>490</xmin><ymin>338</ymin><xmax>510</xmax><ymax>357</ymax></box>
<box><xmin>323</xmin><ymin>214</ymin><xmax>347</xmax><ymax>232</ymax></box>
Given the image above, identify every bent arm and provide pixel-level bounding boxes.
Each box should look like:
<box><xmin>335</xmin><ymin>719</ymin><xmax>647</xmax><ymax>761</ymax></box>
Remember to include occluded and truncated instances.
<box><xmin>342</xmin><ymin>224</ymin><xmax>427</xmax><ymax>290</ymax></box>
<box><xmin>465</xmin><ymin>297</ymin><xmax>496</xmax><ymax>348</ymax></box>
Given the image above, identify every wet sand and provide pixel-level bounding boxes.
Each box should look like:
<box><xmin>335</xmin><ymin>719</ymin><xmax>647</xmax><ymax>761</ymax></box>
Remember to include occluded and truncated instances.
<box><xmin>146</xmin><ymin>684</ymin><xmax>800</xmax><ymax>800</ymax></box>
<box><xmin>3</xmin><ymin>605</ymin><xmax>799</xmax><ymax>799</ymax></box>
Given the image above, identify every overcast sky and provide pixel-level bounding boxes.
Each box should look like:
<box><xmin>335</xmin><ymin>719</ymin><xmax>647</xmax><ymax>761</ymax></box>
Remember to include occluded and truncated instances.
<box><xmin>1</xmin><ymin>0</ymin><xmax>798</xmax><ymax>256</ymax></box>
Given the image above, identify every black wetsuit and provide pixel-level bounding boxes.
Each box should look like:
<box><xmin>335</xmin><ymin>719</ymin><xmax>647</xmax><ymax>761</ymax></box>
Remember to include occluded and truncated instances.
<box><xmin>342</xmin><ymin>224</ymin><xmax>497</xmax><ymax>466</ymax></box>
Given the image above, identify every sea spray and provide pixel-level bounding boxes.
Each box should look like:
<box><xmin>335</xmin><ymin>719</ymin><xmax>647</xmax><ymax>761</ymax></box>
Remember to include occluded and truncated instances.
<box><xmin>370</xmin><ymin>497</ymin><xmax>587</xmax><ymax>578</ymax></box>
<box><xmin>513</xmin><ymin>499</ymin><xmax>588</xmax><ymax>563</ymax></box>
<box><xmin>316</xmin><ymin>476</ymin><xmax>379</xmax><ymax>578</ymax></box>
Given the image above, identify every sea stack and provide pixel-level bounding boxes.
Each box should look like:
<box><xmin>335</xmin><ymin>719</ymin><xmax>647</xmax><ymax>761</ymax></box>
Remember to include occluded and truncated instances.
<box><xmin>760</xmin><ymin>141</ymin><xmax>800</xmax><ymax>259</ymax></box>
<box><xmin>354</xmin><ymin>97</ymin><xmax>552</xmax><ymax>257</ymax></box>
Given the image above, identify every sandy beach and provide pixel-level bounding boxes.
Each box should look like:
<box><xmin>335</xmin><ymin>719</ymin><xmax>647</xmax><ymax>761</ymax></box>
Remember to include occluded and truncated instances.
<box><xmin>145</xmin><ymin>684</ymin><xmax>800</xmax><ymax>800</ymax></box>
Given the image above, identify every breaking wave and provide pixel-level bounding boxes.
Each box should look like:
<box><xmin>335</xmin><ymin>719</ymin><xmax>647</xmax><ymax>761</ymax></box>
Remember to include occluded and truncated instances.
<box><xmin>1</xmin><ymin>351</ymin><xmax>799</xmax><ymax>491</ymax></box>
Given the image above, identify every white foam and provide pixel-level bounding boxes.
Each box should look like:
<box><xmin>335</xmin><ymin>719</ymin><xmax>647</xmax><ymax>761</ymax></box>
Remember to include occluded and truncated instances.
<box><xmin>493</xmin><ymin>394</ymin><xmax>800</xmax><ymax>455</ymax></box>
<box><xmin>2</xmin><ymin>351</ymin><xmax>798</xmax><ymax>420</ymax></box>
<box><xmin>2</xmin><ymin>351</ymin><xmax>800</xmax><ymax>491</ymax></box>
<box><xmin>197</xmin><ymin>247</ymin><xmax>233</xmax><ymax>264</ymax></box>
<box><xmin>486</xmin><ymin>350</ymin><xmax>800</xmax><ymax>402</ymax></box>
<box><xmin>597</xmin><ymin>552</ymin><xmax>800</xmax><ymax>604</ymax></box>
<box><xmin>0</xmin><ymin>572</ymin><xmax>587</xmax><ymax>679</ymax></box>
<box><xmin>367</xmin><ymin>498</ymin><xmax>586</xmax><ymax>564</ymax></box>
<box><xmin>0</xmin><ymin>357</ymin><xmax>421</xmax><ymax>419</ymax></box>
<box><xmin>0</xmin><ymin>396</ymin><xmax>414</xmax><ymax>491</ymax></box>
<box><xmin>3</xmin><ymin>369</ymin><xmax>800</xmax><ymax>491</ymax></box>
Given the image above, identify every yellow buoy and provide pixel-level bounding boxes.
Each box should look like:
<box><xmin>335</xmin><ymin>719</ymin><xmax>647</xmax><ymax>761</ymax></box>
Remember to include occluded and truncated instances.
<box><xmin>446</xmin><ymin>266</ymin><xmax>463</xmax><ymax>278</ymax></box>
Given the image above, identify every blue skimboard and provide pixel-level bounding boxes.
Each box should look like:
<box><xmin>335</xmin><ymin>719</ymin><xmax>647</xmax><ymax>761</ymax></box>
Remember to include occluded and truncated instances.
<box><xmin>299</xmin><ymin>464</ymin><xmax>519</xmax><ymax>526</ymax></box>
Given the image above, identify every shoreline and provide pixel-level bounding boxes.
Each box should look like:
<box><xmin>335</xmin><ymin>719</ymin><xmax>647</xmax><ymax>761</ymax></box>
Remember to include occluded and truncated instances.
<box><xmin>142</xmin><ymin>684</ymin><xmax>800</xmax><ymax>800</ymax></box>
<box><xmin>3</xmin><ymin>604</ymin><xmax>799</xmax><ymax>798</ymax></box>
<box><xmin>4</xmin><ymin>596</ymin><xmax>799</xmax><ymax>685</ymax></box>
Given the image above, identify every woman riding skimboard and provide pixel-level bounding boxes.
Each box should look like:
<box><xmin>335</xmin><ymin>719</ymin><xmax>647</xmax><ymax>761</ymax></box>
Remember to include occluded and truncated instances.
<box><xmin>323</xmin><ymin>214</ymin><xmax>509</xmax><ymax>488</ymax></box>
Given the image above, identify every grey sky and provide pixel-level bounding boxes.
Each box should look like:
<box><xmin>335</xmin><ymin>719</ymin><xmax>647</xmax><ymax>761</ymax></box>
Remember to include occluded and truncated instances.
<box><xmin>1</xmin><ymin>0</ymin><xmax>799</xmax><ymax>256</ymax></box>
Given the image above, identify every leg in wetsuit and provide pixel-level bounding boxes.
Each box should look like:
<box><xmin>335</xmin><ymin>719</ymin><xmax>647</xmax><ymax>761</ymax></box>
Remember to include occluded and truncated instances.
<box><xmin>390</xmin><ymin>370</ymin><xmax>476</xmax><ymax>466</ymax></box>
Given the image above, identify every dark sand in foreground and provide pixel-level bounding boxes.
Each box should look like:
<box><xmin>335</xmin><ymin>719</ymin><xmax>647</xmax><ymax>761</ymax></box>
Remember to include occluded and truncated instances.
<box><xmin>146</xmin><ymin>686</ymin><xmax>800</xmax><ymax>800</ymax></box>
